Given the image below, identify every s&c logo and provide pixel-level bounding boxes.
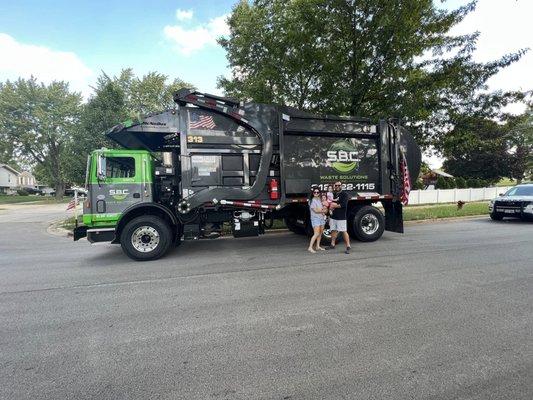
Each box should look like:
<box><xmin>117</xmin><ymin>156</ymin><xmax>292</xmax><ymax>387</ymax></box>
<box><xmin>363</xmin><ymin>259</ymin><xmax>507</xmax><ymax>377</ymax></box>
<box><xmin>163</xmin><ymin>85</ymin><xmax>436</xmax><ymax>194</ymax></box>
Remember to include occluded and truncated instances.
<box><xmin>326</xmin><ymin>140</ymin><xmax>360</xmax><ymax>174</ymax></box>
<box><xmin>109</xmin><ymin>189</ymin><xmax>129</xmax><ymax>201</ymax></box>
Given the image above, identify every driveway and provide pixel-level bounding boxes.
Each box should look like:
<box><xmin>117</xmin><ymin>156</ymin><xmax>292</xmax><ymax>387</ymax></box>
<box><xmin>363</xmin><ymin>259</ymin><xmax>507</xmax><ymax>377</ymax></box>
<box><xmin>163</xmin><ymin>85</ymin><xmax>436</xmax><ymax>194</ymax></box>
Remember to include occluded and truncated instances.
<box><xmin>0</xmin><ymin>204</ymin><xmax>532</xmax><ymax>399</ymax></box>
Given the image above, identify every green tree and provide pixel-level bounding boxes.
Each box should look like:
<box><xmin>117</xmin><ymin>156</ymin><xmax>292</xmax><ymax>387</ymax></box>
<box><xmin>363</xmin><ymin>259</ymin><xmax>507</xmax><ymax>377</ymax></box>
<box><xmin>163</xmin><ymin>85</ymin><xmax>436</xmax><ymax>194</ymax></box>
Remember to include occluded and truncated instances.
<box><xmin>0</xmin><ymin>139</ymin><xmax>19</xmax><ymax>169</ymax></box>
<box><xmin>219</xmin><ymin>0</ymin><xmax>526</xmax><ymax>146</ymax></box>
<box><xmin>507</xmin><ymin>108</ymin><xmax>533</xmax><ymax>182</ymax></box>
<box><xmin>0</xmin><ymin>78</ymin><xmax>82</xmax><ymax>198</ymax></box>
<box><xmin>436</xmin><ymin>176</ymin><xmax>448</xmax><ymax>189</ymax></box>
<box><xmin>441</xmin><ymin>117</ymin><xmax>512</xmax><ymax>183</ymax></box>
<box><xmin>455</xmin><ymin>176</ymin><xmax>467</xmax><ymax>188</ymax></box>
<box><xmin>447</xmin><ymin>178</ymin><xmax>456</xmax><ymax>189</ymax></box>
<box><xmin>68</xmin><ymin>70</ymin><xmax>194</xmax><ymax>184</ymax></box>
<box><xmin>412</xmin><ymin>179</ymin><xmax>424</xmax><ymax>190</ymax></box>
<box><xmin>419</xmin><ymin>161</ymin><xmax>431</xmax><ymax>176</ymax></box>
<box><xmin>465</xmin><ymin>178</ymin><xmax>475</xmax><ymax>188</ymax></box>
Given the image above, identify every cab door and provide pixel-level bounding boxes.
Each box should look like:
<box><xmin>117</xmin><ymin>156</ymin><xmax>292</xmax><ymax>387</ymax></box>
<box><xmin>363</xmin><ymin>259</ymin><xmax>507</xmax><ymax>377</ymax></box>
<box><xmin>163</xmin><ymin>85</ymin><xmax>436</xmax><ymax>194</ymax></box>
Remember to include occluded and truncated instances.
<box><xmin>88</xmin><ymin>152</ymin><xmax>148</xmax><ymax>226</ymax></box>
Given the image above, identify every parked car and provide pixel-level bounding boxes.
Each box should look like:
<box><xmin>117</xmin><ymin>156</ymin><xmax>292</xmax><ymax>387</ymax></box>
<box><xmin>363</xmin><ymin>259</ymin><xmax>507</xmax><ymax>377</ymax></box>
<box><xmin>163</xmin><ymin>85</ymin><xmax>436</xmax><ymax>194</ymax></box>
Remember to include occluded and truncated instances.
<box><xmin>23</xmin><ymin>187</ymin><xmax>43</xmax><ymax>195</ymax></box>
<box><xmin>65</xmin><ymin>187</ymin><xmax>88</xmax><ymax>196</ymax></box>
<box><xmin>489</xmin><ymin>183</ymin><xmax>533</xmax><ymax>221</ymax></box>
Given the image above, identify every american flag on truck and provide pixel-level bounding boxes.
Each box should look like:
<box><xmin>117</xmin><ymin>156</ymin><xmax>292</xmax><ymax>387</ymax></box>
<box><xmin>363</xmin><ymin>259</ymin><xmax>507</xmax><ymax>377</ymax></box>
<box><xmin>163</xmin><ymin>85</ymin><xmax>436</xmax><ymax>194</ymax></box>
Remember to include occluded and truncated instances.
<box><xmin>189</xmin><ymin>112</ymin><xmax>216</xmax><ymax>130</ymax></box>
<box><xmin>400</xmin><ymin>150</ymin><xmax>411</xmax><ymax>205</ymax></box>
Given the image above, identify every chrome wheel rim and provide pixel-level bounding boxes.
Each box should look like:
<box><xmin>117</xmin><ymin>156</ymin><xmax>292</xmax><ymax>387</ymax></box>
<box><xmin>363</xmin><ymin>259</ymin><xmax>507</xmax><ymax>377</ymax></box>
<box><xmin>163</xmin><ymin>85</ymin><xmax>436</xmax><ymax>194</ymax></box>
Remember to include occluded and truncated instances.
<box><xmin>322</xmin><ymin>228</ymin><xmax>332</xmax><ymax>241</ymax></box>
<box><xmin>131</xmin><ymin>226</ymin><xmax>160</xmax><ymax>252</ymax></box>
<box><xmin>360</xmin><ymin>214</ymin><xmax>379</xmax><ymax>235</ymax></box>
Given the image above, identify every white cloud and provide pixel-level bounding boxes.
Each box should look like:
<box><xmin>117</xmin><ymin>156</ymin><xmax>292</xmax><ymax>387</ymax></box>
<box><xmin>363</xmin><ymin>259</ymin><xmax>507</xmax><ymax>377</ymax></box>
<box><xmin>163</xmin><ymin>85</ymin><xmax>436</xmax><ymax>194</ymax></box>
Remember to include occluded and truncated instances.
<box><xmin>176</xmin><ymin>9</ymin><xmax>193</xmax><ymax>21</ymax></box>
<box><xmin>207</xmin><ymin>14</ymin><xmax>230</xmax><ymax>37</ymax></box>
<box><xmin>0</xmin><ymin>33</ymin><xmax>93</xmax><ymax>97</ymax></box>
<box><xmin>163</xmin><ymin>13</ymin><xmax>229</xmax><ymax>56</ymax></box>
<box><xmin>449</xmin><ymin>0</ymin><xmax>533</xmax><ymax>96</ymax></box>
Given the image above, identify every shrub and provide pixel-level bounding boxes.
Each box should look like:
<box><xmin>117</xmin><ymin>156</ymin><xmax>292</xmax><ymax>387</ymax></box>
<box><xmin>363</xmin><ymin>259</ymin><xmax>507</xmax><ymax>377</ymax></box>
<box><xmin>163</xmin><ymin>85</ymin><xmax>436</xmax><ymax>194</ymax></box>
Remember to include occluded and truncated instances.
<box><xmin>16</xmin><ymin>189</ymin><xmax>29</xmax><ymax>196</ymax></box>
<box><xmin>466</xmin><ymin>178</ymin><xmax>489</xmax><ymax>188</ymax></box>
<box><xmin>455</xmin><ymin>177</ymin><xmax>467</xmax><ymax>188</ymax></box>
<box><xmin>412</xmin><ymin>179</ymin><xmax>425</xmax><ymax>190</ymax></box>
<box><xmin>466</xmin><ymin>178</ymin><xmax>476</xmax><ymax>188</ymax></box>
<box><xmin>447</xmin><ymin>178</ymin><xmax>456</xmax><ymax>189</ymax></box>
<box><xmin>436</xmin><ymin>176</ymin><xmax>448</xmax><ymax>189</ymax></box>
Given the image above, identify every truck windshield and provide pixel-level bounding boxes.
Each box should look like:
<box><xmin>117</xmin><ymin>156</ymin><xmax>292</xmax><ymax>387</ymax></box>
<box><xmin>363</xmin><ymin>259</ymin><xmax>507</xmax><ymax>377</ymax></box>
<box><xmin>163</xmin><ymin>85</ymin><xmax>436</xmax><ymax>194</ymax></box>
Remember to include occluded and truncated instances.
<box><xmin>505</xmin><ymin>186</ymin><xmax>533</xmax><ymax>196</ymax></box>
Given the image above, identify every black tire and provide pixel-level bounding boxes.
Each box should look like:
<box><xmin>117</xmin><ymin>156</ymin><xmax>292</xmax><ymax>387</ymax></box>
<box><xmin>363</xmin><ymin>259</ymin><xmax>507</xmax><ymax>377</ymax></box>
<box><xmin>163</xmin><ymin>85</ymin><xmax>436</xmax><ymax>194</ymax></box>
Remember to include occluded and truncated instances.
<box><xmin>284</xmin><ymin>216</ymin><xmax>306</xmax><ymax>235</ymax></box>
<box><xmin>321</xmin><ymin>221</ymin><xmax>332</xmax><ymax>243</ymax></box>
<box><xmin>120</xmin><ymin>215</ymin><xmax>173</xmax><ymax>261</ymax></box>
<box><xmin>349</xmin><ymin>205</ymin><xmax>385</xmax><ymax>242</ymax></box>
<box><xmin>490</xmin><ymin>212</ymin><xmax>504</xmax><ymax>221</ymax></box>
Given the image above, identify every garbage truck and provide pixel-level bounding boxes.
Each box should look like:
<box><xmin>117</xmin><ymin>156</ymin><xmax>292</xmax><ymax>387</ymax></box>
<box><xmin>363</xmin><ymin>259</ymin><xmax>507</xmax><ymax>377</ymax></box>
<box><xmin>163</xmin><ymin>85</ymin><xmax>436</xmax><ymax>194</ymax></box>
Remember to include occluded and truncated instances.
<box><xmin>74</xmin><ymin>89</ymin><xmax>421</xmax><ymax>260</ymax></box>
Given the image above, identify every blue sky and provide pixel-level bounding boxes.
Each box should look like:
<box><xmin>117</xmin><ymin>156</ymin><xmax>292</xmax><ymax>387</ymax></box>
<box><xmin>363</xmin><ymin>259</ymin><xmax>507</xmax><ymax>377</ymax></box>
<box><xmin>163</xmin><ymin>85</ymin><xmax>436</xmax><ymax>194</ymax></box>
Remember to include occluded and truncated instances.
<box><xmin>0</xmin><ymin>0</ymin><xmax>237</xmax><ymax>95</ymax></box>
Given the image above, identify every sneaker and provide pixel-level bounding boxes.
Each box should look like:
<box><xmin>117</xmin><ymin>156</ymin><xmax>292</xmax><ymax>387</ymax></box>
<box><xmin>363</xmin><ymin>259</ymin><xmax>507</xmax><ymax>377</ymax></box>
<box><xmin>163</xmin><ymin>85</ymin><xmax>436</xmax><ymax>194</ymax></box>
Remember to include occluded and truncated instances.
<box><xmin>325</xmin><ymin>245</ymin><xmax>335</xmax><ymax>250</ymax></box>
<box><xmin>344</xmin><ymin>247</ymin><xmax>351</xmax><ymax>254</ymax></box>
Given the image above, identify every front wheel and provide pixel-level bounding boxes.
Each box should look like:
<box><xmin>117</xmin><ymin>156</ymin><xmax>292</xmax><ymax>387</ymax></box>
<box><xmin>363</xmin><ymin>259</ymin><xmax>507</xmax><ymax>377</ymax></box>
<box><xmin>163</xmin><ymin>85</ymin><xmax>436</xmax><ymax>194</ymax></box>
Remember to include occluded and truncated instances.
<box><xmin>490</xmin><ymin>212</ymin><xmax>504</xmax><ymax>221</ymax></box>
<box><xmin>120</xmin><ymin>215</ymin><xmax>173</xmax><ymax>261</ymax></box>
<box><xmin>349</xmin><ymin>206</ymin><xmax>385</xmax><ymax>242</ymax></box>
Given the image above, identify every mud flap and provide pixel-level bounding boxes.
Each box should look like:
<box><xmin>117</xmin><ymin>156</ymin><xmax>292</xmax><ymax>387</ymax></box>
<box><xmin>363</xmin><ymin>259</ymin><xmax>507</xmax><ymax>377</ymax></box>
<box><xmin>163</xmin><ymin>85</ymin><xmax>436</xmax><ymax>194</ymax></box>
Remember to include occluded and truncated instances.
<box><xmin>383</xmin><ymin>200</ymin><xmax>403</xmax><ymax>233</ymax></box>
<box><xmin>73</xmin><ymin>225</ymin><xmax>88</xmax><ymax>241</ymax></box>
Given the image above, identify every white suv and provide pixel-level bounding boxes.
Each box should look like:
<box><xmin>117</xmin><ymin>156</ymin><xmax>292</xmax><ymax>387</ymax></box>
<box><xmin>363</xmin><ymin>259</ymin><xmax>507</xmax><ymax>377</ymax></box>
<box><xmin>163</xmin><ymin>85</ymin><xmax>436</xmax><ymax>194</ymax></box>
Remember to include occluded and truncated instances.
<box><xmin>489</xmin><ymin>183</ymin><xmax>533</xmax><ymax>221</ymax></box>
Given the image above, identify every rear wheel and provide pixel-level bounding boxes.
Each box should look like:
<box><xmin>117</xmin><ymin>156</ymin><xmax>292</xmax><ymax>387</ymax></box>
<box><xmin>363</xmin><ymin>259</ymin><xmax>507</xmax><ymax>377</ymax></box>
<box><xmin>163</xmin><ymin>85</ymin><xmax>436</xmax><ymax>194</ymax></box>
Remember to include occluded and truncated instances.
<box><xmin>120</xmin><ymin>215</ymin><xmax>173</xmax><ymax>261</ymax></box>
<box><xmin>284</xmin><ymin>216</ymin><xmax>306</xmax><ymax>235</ymax></box>
<box><xmin>349</xmin><ymin>206</ymin><xmax>385</xmax><ymax>242</ymax></box>
<box><xmin>490</xmin><ymin>212</ymin><xmax>504</xmax><ymax>221</ymax></box>
<box><xmin>320</xmin><ymin>220</ymin><xmax>332</xmax><ymax>243</ymax></box>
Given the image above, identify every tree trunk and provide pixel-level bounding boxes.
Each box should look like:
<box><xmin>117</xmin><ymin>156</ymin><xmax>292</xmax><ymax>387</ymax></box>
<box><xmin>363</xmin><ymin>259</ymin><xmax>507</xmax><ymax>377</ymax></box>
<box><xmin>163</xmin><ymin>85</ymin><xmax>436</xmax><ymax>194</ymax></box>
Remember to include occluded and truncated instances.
<box><xmin>55</xmin><ymin>182</ymin><xmax>65</xmax><ymax>200</ymax></box>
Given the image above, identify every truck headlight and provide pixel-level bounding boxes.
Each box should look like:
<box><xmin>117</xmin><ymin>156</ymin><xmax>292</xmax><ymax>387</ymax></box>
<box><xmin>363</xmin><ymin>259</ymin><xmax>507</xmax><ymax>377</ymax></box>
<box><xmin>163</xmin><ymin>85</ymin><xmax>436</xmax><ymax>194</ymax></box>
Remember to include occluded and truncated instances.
<box><xmin>525</xmin><ymin>203</ymin><xmax>533</xmax><ymax>213</ymax></box>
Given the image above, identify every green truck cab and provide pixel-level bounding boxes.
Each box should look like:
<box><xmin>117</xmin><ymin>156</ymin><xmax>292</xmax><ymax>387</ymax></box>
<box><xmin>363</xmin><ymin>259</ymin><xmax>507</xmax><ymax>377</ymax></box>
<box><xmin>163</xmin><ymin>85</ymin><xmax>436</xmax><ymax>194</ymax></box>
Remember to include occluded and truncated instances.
<box><xmin>78</xmin><ymin>149</ymin><xmax>178</xmax><ymax>260</ymax></box>
<box><xmin>74</xmin><ymin>89</ymin><xmax>421</xmax><ymax>261</ymax></box>
<box><xmin>84</xmin><ymin>149</ymin><xmax>154</xmax><ymax>227</ymax></box>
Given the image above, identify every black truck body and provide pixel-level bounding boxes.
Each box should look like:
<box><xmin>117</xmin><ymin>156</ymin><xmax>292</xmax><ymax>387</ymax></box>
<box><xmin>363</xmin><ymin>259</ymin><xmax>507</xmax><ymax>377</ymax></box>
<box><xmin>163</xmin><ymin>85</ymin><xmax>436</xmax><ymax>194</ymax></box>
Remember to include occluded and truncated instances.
<box><xmin>77</xmin><ymin>89</ymin><xmax>421</xmax><ymax>260</ymax></box>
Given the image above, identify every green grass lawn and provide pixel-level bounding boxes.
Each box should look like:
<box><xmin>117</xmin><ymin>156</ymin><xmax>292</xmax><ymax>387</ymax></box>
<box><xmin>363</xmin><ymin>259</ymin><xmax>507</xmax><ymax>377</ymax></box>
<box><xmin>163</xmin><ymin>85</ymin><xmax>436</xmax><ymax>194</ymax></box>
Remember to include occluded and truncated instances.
<box><xmin>0</xmin><ymin>195</ymin><xmax>69</xmax><ymax>205</ymax></box>
<box><xmin>403</xmin><ymin>201</ymin><xmax>489</xmax><ymax>221</ymax></box>
<box><xmin>495</xmin><ymin>178</ymin><xmax>516</xmax><ymax>187</ymax></box>
<box><xmin>59</xmin><ymin>217</ymin><xmax>77</xmax><ymax>231</ymax></box>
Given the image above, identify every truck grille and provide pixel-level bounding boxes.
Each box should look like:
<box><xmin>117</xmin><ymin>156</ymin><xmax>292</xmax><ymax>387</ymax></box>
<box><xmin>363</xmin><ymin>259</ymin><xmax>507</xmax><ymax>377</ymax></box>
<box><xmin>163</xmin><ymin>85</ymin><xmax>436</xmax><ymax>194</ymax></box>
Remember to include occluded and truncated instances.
<box><xmin>494</xmin><ymin>200</ymin><xmax>527</xmax><ymax>212</ymax></box>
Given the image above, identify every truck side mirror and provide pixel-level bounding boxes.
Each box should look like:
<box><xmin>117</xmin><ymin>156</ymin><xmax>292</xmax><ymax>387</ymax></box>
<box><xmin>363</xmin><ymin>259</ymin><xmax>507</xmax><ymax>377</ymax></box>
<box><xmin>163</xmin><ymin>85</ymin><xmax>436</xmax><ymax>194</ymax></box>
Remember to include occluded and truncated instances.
<box><xmin>97</xmin><ymin>155</ymin><xmax>106</xmax><ymax>181</ymax></box>
<box><xmin>498</xmin><ymin>193</ymin><xmax>504</xmax><ymax>197</ymax></box>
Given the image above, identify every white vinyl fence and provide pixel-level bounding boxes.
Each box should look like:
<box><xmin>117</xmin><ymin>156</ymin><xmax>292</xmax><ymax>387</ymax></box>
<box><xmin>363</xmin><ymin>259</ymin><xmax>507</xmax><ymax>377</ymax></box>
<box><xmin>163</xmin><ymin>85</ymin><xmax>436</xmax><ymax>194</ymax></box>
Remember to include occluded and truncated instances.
<box><xmin>408</xmin><ymin>186</ymin><xmax>512</xmax><ymax>205</ymax></box>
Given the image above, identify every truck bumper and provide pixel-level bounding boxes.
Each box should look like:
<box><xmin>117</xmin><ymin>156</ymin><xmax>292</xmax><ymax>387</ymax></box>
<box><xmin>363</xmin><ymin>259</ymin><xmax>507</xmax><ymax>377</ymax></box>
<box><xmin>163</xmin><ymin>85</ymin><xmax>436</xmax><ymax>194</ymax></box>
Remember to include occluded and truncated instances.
<box><xmin>87</xmin><ymin>228</ymin><xmax>116</xmax><ymax>243</ymax></box>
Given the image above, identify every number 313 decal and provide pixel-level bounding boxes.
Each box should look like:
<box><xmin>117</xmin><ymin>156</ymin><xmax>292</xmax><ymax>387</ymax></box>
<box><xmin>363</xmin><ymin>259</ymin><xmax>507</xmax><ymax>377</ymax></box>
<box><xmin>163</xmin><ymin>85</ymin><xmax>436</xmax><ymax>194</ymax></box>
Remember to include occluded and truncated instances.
<box><xmin>187</xmin><ymin>135</ymin><xmax>204</xmax><ymax>143</ymax></box>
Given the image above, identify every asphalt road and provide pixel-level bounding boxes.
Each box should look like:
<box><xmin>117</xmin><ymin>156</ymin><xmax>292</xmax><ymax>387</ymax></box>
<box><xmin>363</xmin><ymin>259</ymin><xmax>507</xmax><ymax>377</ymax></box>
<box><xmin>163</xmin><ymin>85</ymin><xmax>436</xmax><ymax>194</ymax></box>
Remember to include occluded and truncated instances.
<box><xmin>0</xmin><ymin>204</ymin><xmax>532</xmax><ymax>400</ymax></box>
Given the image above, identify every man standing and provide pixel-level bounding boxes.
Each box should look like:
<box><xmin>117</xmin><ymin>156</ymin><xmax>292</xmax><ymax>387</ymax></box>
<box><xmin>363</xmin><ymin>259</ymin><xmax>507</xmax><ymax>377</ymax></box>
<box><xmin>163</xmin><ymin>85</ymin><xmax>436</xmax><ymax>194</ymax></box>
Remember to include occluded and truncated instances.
<box><xmin>327</xmin><ymin>181</ymin><xmax>351</xmax><ymax>254</ymax></box>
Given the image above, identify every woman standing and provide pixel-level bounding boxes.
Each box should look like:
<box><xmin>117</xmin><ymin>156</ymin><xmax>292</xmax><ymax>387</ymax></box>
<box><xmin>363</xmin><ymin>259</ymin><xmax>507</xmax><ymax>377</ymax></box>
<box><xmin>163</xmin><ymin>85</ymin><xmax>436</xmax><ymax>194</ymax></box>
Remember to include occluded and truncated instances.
<box><xmin>308</xmin><ymin>188</ymin><xmax>326</xmax><ymax>253</ymax></box>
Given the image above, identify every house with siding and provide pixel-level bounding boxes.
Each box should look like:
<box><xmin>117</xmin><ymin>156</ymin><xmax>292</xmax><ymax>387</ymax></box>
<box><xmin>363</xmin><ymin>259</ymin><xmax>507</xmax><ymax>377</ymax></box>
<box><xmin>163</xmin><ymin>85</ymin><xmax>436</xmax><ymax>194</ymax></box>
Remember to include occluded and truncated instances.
<box><xmin>0</xmin><ymin>164</ymin><xmax>20</xmax><ymax>194</ymax></box>
<box><xmin>18</xmin><ymin>171</ymin><xmax>37</xmax><ymax>188</ymax></box>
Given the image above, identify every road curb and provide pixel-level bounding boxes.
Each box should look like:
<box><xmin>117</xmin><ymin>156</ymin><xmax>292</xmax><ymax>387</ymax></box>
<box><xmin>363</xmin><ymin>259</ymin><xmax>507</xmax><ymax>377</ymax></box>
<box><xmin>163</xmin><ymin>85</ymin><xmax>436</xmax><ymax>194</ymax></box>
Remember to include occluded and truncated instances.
<box><xmin>404</xmin><ymin>215</ymin><xmax>487</xmax><ymax>225</ymax></box>
<box><xmin>47</xmin><ymin>219</ymin><xmax>73</xmax><ymax>238</ymax></box>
